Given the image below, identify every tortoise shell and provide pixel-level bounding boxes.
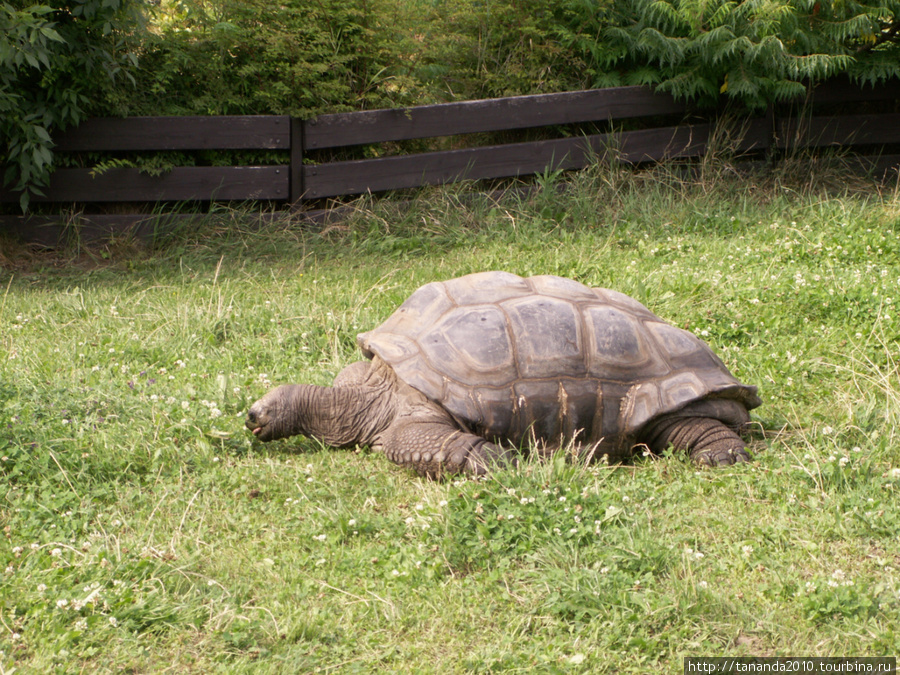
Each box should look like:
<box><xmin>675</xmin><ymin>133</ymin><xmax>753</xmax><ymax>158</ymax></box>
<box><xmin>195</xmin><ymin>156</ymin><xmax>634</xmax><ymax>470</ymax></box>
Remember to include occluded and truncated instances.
<box><xmin>358</xmin><ymin>272</ymin><xmax>760</xmax><ymax>456</ymax></box>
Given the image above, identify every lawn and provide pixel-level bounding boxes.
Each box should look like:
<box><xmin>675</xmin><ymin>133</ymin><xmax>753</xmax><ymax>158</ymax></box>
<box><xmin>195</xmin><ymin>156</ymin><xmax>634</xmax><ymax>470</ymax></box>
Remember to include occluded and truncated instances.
<box><xmin>1</xmin><ymin>165</ymin><xmax>899</xmax><ymax>673</ymax></box>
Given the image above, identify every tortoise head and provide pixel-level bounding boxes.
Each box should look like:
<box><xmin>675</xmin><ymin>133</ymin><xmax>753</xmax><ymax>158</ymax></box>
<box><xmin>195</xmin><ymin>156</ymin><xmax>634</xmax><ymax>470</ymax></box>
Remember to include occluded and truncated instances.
<box><xmin>246</xmin><ymin>385</ymin><xmax>300</xmax><ymax>442</ymax></box>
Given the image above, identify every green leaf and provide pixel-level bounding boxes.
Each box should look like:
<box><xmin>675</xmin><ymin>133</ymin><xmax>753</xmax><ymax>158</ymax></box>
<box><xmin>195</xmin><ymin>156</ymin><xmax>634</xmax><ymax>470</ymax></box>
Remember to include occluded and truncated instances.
<box><xmin>40</xmin><ymin>26</ymin><xmax>65</xmax><ymax>43</ymax></box>
<box><xmin>33</xmin><ymin>125</ymin><xmax>52</xmax><ymax>142</ymax></box>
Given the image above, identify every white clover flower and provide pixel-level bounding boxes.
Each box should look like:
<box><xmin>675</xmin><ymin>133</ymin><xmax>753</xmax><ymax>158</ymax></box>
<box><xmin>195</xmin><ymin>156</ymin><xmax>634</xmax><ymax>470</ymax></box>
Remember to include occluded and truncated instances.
<box><xmin>56</xmin><ymin>599</ymin><xmax>69</xmax><ymax>609</ymax></box>
<box><xmin>109</xmin><ymin>617</ymin><xmax>118</xmax><ymax>627</ymax></box>
<box><xmin>742</xmin><ymin>545</ymin><xmax>754</xmax><ymax>556</ymax></box>
<box><xmin>698</xmin><ymin>581</ymin><xmax>708</xmax><ymax>589</ymax></box>
<box><xmin>832</xmin><ymin>569</ymin><xmax>846</xmax><ymax>581</ymax></box>
<box><xmin>890</xmin><ymin>468</ymin><xmax>900</xmax><ymax>479</ymax></box>
<box><xmin>438</xmin><ymin>500</ymin><xmax>448</xmax><ymax>507</ymax></box>
<box><xmin>11</xmin><ymin>546</ymin><xmax>22</xmax><ymax>557</ymax></box>
<box><xmin>313</xmin><ymin>534</ymin><xmax>326</xmax><ymax>541</ymax></box>
<box><xmin>839</xmin><ymin>456</ymin><xmax>850</xmax><ymax>467</ymax></box>
<box><xmin>50</xmin><ymin>548</ymin><xmax>61</xmax><ymax>557</ymax></box>
<box><xmin>391</xmin><ymin>569</ymin><xmax>400</xmax><ymax>577</ymax></box>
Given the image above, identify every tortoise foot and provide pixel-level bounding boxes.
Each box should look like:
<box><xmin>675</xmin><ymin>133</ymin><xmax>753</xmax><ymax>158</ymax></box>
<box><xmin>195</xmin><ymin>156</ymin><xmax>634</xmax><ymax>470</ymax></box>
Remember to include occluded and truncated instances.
<box><xmin>691</xmin><ymin>446</ymin><xmax>752</xmax><ymax>466</ymax></box>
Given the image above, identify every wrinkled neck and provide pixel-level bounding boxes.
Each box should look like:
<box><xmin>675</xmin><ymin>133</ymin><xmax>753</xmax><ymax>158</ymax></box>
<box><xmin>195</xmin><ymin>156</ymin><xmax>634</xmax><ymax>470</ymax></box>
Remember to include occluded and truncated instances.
<box><xmin>282</xmin><ymin>383</ymin><xmax>394</xmax><ymax>447</ymax></box>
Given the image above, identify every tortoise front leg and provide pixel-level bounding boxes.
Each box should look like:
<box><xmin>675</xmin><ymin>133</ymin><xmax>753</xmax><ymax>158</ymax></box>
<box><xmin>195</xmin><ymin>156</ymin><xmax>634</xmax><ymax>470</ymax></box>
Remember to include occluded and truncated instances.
<box><xmin>379</xmin><ymin>418</ymin><xmax>517</xmax><ymax>478</ymax></box>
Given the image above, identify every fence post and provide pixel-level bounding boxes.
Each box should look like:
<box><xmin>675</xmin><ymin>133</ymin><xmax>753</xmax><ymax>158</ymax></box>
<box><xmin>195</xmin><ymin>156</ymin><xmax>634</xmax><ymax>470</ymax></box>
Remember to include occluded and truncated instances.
<box><xmin>290</xmin><ymin>117</ymin><xmax>304</xmax><ymax>207</ymax></box>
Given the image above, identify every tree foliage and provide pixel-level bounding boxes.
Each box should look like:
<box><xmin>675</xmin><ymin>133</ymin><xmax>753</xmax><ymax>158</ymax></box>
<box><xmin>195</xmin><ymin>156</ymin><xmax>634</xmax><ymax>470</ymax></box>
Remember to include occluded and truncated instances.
<box><xmin>558</xmin><ymin>0</ymin><xmax>900</xmax><ymax>108</ymax></box>
<box><xmin>1</xmin><ymin>0</ymin><xmax>144</xmax><ymax>210</ymax></box>
<box><xmin>113</xmin><ymin>0</ymin><xmax>424</xmax><ymax>116</ymax></box>
<box><xmin>412</xmin><ymin>0</ymin><xmax>591</xmax><ymax>99</ymax></box>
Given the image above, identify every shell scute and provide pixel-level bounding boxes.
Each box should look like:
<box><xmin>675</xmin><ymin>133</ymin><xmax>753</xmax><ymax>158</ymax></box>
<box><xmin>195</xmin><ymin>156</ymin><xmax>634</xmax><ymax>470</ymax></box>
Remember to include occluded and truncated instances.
<box><xmin>504</xmin><ymin>296</ymin><xmax>584</xmax><ymax>379</ymax></box>
<box><xmin>442</xmin><ymin>271</ymin><xmax>530</xmax><ymax>305</ymax></box>
<box><xmin>585</xmin><ymin>305</ymin><xmax>658</xmax><ymax>376</ymax></box>
<box><xmin>424</xmin><ymin>305</ymin><xmax>516</xmax><ymax>385</ymax></box>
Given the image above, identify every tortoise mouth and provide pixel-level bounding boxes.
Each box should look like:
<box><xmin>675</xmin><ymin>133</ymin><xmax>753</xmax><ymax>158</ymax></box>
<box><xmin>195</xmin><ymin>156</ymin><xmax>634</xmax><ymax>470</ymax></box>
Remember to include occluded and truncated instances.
<box><xmin>245</xmin><ymin>416</ymin><xmax>263</xmax><ymax>436</ymax></box>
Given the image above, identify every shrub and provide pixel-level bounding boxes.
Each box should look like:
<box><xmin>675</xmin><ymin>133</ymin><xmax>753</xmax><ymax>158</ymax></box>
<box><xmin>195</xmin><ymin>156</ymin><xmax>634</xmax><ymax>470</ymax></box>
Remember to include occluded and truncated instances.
<box><xmin>0</xmin><ymin>0</ymin><xmax>144</xmax><ymax>210</ymax></box>
<box><xmin>558</xmin><ymin>0</ymin><xmax>900</xmax><ymax>109</ymax></box>
<box><xmin>116</xmin><ymin>0</ymin><xmax>423</xmax><ymax>117</ymax></box>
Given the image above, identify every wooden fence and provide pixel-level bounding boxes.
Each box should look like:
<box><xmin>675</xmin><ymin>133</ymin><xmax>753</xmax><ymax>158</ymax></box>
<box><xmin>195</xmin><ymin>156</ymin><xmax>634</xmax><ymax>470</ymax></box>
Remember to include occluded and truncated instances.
<box><xmin>2</xmin><ymin>78</ymin><xmax>899</xmax><ymax>245</ymax></box>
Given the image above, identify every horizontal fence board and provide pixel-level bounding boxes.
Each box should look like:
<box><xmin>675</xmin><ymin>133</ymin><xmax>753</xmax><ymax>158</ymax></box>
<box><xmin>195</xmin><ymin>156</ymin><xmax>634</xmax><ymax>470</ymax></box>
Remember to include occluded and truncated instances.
<box><xmin>304</xmin><ymin>86</ymin><xmax>687</xmax><ymax>149</ymax></box>
<box><xmin>303</xmin><ymin>123</ymin><xmax>758</xmax><ymax>198</ymax></box>
<box><xmin>54</xmin><ymin>116</ymin><xmax>291</xmax><ymax>152</ymax></box>
<box><xmin>807</xmin><ymin>77</ymin><xmax>900</xmax><ymax>105</ymax></box>
<box><xmin>0</xmin><ymin>166</ymin><xmax>289</xmax><ymax>203</ymax></box>
<box><xmin>776</xmin><ymin>113</ymin><xmax>900</xmax><ymax>148</ymax></box>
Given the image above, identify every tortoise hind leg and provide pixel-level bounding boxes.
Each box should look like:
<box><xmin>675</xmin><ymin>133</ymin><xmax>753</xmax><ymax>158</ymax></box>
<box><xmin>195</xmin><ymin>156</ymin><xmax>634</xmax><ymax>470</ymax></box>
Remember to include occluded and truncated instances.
<box><xmin>643</xmin><ymin>415</ymin><xmax>750</xmax><ymax>466</ymax></box>
<box><xmin>640</xmin><ymin>399</ymin><xmax>753</xmax><ymax>466</ymax></box>
<box><xmin>644</xmin><ymin>415</ymin><xmax>750</xmax><ymax>466</ymax></box>
<box><xmin>379</xmin><ymin>418</ymin><xmax>517</xmax><ymax>478</ymax></box>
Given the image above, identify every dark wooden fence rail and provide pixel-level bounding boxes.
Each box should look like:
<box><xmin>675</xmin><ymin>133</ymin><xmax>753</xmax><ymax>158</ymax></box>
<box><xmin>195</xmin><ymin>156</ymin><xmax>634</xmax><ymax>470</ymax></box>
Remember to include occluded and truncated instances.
<box><xmin>2</xmin><ymin>79</ymin><xmax>899</xmax><ymax>244</ymax></box>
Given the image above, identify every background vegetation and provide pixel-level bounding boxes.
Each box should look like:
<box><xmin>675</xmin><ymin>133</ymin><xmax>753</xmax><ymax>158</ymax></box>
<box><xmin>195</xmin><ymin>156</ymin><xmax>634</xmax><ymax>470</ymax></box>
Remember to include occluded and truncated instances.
<box><xmin>3</xmin><ymin>0</ymin><xmax>900</xmax><ymax>208</ymax></box>
<box><xmin>1</xmin><ymin>164</ymin><xmax>899</xmax><ymax>671</ymax></box>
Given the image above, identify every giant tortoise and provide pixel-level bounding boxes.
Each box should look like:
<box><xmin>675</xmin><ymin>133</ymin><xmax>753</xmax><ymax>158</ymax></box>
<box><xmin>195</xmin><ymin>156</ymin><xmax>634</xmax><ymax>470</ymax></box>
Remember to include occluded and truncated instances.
<box><xmin>246</xmin><ymin>272</ymin><xmax>761</xmax><ymax>477</ymax></box>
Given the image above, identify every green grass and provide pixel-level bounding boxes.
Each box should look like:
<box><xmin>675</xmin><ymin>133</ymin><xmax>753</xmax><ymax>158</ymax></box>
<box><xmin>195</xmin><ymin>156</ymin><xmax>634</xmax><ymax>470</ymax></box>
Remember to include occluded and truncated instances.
<box><xmin>2</xmin><ymin>164</ymin><xmax>900</xmax><ymax>673</ymax></box>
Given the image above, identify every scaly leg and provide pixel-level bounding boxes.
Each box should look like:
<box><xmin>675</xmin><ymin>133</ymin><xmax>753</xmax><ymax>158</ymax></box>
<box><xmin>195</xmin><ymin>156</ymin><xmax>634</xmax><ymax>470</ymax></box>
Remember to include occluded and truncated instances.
<box><xmin>380</xmin><ymin>418</ymin><xmax>517</xmax><ymax>478</ymax></box>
